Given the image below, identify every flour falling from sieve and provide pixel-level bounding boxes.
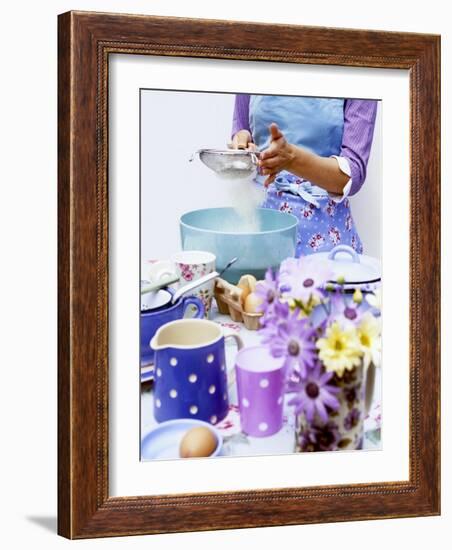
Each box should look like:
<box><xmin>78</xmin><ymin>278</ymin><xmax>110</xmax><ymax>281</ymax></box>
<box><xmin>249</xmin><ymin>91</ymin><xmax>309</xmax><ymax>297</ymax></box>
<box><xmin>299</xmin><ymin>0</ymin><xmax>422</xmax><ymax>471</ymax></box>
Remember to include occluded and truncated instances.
<box><xmin>222</xmin><ymin>175</ymin><xmax>265</xmax><ymax>232</ymax></box>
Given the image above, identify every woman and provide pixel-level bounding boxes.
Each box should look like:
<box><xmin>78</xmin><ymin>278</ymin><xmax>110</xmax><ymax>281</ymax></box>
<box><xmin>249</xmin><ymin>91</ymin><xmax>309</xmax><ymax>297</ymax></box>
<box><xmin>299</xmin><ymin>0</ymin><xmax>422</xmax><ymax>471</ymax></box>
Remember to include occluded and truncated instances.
<box><xmin>231</xmin><ymin>94</ymin><xmax>377</xmax><ymax>256</ymax></box>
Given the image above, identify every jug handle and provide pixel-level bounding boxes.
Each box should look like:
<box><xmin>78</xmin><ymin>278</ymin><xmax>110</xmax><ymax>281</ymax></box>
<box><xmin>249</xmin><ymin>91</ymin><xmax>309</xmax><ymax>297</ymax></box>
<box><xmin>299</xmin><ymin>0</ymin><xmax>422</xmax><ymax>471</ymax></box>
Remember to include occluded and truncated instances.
<box><xmin>223</xmin><ymin>328</ymin><xmax>244</xmax><ymax>390</ymax></box>
<box><xmin>182</xmin><ymin>296</ymin><xmax>205</xmax><ymax>319</ymax></box>
<box><xmin>364</xmin><ymin>361</ymin><xmax>376</xmax><ymax>415</ymax></box>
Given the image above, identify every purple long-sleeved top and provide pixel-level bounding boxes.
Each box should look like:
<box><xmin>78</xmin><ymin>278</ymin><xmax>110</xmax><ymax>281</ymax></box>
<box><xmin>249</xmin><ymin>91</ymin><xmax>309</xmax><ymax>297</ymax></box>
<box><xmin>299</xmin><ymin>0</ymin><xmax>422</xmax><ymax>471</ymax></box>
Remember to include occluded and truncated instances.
<box><xmin>232</xmin><ymin>94</ymin><xmax>377</xmax><ymax>196</ymax></box>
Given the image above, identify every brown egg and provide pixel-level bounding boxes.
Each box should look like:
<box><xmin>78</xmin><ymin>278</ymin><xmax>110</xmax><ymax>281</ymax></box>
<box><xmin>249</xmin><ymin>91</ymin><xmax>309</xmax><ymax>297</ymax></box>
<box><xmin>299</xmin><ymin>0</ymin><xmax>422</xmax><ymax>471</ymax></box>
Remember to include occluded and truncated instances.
<box><xmin>244</xmin><ymin>291</ymin><xmax>263</xmax><ymax>313</ymax></box>
<box><xmin>179</xmin><ymin>426</ymin><xmax>218</xmax><ymax>458</ymax></box>
<box><xmin>237</xmin><ymin>274</ymin><xmax>257</xmax><ymax>304</ymax></box>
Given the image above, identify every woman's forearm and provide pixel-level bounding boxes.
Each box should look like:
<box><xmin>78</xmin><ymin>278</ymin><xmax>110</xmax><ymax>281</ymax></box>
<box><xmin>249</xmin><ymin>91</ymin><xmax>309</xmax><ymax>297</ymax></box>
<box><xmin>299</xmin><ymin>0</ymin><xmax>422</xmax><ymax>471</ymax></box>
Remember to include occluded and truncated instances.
<box><xmin>258</xmin><ymin>124</ymin><xmax>349</xmax><ymax>192</ymax></box>
<box><xmin>286</xmin><ymin>145</ymin><xmax>349</xmax><ymax>194</ymax></box>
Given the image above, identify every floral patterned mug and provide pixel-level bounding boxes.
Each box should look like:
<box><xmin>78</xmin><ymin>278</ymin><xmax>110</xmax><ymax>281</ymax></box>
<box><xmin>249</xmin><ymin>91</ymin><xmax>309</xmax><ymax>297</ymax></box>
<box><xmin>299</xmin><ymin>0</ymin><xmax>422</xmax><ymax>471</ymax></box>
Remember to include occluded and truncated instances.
<box><xmin>172</xmin><ymin>250</ymin><xmax>216</xmax><ymax>318</ymax></box>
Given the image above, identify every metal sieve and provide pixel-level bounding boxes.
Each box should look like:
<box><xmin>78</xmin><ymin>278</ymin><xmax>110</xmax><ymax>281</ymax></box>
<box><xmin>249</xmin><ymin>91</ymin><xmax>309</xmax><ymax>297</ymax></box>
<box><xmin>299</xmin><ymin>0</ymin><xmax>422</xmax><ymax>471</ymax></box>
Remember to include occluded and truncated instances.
<box><xmin>190</xmin><ymin>149</ymin><xmax>260</xmax><ymax>180</ymax></box>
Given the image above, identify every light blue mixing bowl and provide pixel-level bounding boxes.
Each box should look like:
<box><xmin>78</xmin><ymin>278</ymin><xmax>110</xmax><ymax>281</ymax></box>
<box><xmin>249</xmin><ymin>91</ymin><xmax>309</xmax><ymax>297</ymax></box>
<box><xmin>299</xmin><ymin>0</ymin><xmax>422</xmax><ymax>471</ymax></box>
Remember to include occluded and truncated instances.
<box><xmin>180</xmin><ymin>207</ymin><xmax>298</xmax><ymax>283</ymax></box>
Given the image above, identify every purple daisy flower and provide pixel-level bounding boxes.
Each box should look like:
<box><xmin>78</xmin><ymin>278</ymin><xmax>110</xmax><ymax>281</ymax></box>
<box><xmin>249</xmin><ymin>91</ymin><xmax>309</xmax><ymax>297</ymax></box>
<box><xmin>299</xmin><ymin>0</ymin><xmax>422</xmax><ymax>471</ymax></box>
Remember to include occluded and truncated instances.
<box><xmin>261</xmin><ymin>305</ymin><xmax>317</xmax><ymax>377</ymax></box>
<box><xmin>298</xmin><ymin>421</ymin><xmax>341</xmax><ymax>452</ymax></box>
<box><xmin>279</xmin><ymin>256</ymin><xmax>332</xmax><ymax>304</ymax></box>
<box><xmin>254</xmin><ymin>268</ymin><xmax>280</xmax><ymax>320</ymax></box>
<box><xmin>327</xmin><ymin>289</ymin><xmax>363</xmax><ymax>327</ymax></box>
<box><xmin>286</xmin><ymin>362</ymin><xmax>340</xmax><ymax>423</ymax></box>
<box><xmin>258</xmin><ymin>299</ymin><xmax>290</xmax><ymax>331</ymax></box>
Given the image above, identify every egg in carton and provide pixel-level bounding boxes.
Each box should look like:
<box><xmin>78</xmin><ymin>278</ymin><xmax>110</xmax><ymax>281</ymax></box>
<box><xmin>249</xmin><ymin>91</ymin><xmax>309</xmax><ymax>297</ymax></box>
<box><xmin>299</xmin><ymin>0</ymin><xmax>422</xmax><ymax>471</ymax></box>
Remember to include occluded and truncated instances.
<box><xmin>214</xmin><ymin>275</ymin><xmax>263</xmax><ymax>330</ymax></box>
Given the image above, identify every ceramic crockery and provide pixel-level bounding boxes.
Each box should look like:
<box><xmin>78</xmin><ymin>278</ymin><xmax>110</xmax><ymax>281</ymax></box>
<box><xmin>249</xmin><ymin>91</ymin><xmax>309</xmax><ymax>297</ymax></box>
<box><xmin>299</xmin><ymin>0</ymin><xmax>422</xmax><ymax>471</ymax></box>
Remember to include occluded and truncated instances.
<box><xmin>141</xmin><ymin>281</ymin><xmax>173</xmax><ymax>312</ymax></box>
<box><xmin>141</xmin><ymin>419</ymin><xmax>223</xmax><ymax>460</ymax></box>
<box><xmin>235</xmin><ymin>346</ymin><xmax>286</xmax><ymax>437</ymax></box>
<box><xmin>296</xmin><ymin>361</ymin><xmax>376</xmax><ymax>451</ymax></box>
<box><xmin>142</xmin><ymin>260</ymin><xmax>178</xmax><ymax>285</ymax></box>
<box><xmin>310</xmin><ymin>244</ymin><xmax>381</xmax><ymax>292</ymax></box>
<box><xmin>140</xmin><ymin>294</ymin><xmax>204</xmax><ymax>366</ymax></box>
<box><xmin>141</xmin><ymin>261</ymin><xmax>180</xmax><ymax>311</ymax></box>
<box><xmin>180</xmin><ymin>207</ymin><xmax>297</xmax><ymax>283</ymax></box>
<box><xmin>150</xmin><ymin>319</ymin><xmax>243</xmax><ymax>424</ymax></box>
<box><xmin>172</xmin><ymin>250</ymin><xmax>216</xmax><ymax>318</ymax></box>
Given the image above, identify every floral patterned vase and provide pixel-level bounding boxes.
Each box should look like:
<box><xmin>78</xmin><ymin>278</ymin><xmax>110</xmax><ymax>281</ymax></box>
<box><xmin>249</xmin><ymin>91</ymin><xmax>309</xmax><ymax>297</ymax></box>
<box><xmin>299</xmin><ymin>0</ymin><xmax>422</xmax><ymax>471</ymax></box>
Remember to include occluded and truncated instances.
<box><xmin>296</xmin><ymin>362</ymin><xmax>376</xmax><ymax>452</ymax></box>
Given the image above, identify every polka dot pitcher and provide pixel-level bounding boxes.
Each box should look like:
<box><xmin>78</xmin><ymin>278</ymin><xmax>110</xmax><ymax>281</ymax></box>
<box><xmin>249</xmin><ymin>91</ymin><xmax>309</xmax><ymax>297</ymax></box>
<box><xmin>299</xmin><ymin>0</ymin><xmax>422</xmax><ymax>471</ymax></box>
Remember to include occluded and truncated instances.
<box><xmin>150</xmin><ymin>319</ymin><xmax>243</xmax><ymax>425</ymax></box>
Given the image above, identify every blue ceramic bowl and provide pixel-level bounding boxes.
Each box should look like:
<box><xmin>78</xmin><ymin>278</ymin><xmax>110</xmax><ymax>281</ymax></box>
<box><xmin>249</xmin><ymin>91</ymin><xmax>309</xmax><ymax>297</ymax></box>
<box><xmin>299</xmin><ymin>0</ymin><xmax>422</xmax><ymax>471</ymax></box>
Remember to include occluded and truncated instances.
<box><xmin>180</xmin><ymin>207</ymin><xmax>298</xmax><ymax>283</ymax></box>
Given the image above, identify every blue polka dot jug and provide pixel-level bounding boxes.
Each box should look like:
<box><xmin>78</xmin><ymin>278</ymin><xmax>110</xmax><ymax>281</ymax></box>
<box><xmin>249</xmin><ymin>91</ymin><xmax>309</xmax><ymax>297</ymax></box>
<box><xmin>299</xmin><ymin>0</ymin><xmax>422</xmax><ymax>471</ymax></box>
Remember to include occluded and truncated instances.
<box><xmin>150</xmin><ymin>319</ymin><xmax>243</xmax><ymax>425</ymax></box>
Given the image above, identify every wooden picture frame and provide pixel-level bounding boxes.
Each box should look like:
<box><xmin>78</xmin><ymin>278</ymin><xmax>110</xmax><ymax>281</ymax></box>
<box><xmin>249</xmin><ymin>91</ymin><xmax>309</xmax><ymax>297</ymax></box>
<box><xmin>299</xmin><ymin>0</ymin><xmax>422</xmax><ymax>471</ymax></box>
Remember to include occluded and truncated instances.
<box><xmin>58</xmin><ymin>11</ymin><xmax>440</xmax><ymax>539</ymax></box>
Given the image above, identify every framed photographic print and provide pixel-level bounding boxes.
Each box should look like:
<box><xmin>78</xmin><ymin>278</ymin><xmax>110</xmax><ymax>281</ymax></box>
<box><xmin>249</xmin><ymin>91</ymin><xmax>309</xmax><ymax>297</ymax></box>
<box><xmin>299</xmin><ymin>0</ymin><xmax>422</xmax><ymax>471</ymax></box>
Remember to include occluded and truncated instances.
<box><xmin>58</xmin><ymin>11</ymin><xmax>440</xmax><ymax>538</ymax></box>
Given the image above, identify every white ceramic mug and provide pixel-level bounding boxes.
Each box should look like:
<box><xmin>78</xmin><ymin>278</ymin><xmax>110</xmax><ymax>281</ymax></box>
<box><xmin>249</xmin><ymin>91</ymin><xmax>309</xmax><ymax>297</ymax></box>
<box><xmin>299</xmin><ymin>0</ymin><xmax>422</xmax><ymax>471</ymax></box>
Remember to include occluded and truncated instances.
<box><xmin>172</xmin><ymin>251</ymin><xmax>216</xmax><ymax>318</ymax></box>
<box><xmin>142</xmin><ymin>260</ymin><xmax>178</xmax><ymax>285</ymax></box>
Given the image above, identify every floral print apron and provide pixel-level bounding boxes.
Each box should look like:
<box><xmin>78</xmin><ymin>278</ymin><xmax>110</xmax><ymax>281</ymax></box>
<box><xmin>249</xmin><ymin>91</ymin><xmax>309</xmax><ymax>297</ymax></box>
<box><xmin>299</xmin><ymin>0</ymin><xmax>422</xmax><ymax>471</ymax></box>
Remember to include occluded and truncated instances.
<box><xmin>249</xmin><ymin>95</ymin><xmax>363</xmax><ymax>257</ymax></box>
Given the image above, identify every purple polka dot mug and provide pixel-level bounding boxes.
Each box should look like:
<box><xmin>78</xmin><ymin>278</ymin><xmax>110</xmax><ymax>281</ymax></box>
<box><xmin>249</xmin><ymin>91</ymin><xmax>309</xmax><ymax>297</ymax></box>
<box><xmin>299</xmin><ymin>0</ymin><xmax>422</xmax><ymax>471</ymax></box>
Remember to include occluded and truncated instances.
<box><xmin>235</xmin><ymin>346</ymin><xmax>286</xmax><ymax>437</ymax></box>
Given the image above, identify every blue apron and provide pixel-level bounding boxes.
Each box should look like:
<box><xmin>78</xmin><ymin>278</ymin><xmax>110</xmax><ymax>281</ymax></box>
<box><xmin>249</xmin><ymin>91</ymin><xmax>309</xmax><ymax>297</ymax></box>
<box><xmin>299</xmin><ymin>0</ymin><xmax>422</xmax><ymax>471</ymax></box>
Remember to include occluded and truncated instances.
<box><xmin>249</xmin><ymin>95</ymin><xmax>363</xmax><ymax>256</ymax></box>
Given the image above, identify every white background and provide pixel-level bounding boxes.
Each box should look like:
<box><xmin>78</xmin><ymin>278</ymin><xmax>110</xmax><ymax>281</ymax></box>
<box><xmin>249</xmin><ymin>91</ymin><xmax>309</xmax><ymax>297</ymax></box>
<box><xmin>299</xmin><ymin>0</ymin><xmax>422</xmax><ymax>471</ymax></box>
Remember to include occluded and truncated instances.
<box><xmin>0</xmin><ymin>0</ymin><xmax>449</xmax><ymax>548</ymax></box>
<box><xmin>141</xmin><ymin>90</ymin><xmax>382</xmax><ymax>261</ymax></box>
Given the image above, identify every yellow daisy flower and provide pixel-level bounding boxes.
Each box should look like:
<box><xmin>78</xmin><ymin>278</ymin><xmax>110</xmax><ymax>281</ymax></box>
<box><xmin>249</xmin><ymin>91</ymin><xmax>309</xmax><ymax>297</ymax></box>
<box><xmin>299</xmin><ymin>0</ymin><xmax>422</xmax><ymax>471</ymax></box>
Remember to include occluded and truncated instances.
<box><xmin>357</xmin><ymin>312</ymin><xmax>382</xmax><ymax>368</ymax></box>
<box><xmin>316</xmin><ymin>322</ymin><xmax>363</xmax><ymax>376</ymax></box>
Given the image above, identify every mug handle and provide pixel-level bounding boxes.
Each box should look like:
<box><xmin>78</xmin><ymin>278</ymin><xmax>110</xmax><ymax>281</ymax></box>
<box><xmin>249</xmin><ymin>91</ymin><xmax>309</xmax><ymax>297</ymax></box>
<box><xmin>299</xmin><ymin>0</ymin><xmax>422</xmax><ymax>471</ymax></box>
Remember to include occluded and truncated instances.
<box><xmin>182</xmin><ymin>296</ymin><xmax>205</xmax><ymax>319</ymax></box>
<box><xmin>223</xmin><ymin>328</ymin><xmax>244</xmax><ymax>389</ymax></box>
<box><xmin>364</xmin><ymin>361</ymin><xmax>376</xmax><ymax>415</ymax></box>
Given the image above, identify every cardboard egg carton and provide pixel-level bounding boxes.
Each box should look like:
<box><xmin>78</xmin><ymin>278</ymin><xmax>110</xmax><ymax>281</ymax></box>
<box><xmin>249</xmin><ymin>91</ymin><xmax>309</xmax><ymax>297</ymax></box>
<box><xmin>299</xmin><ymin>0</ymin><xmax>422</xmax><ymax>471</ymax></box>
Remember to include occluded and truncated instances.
<box><xmin>214</xmin><ymin>277</ymin><xmax>263</xmax><ymax>330</ymax></box>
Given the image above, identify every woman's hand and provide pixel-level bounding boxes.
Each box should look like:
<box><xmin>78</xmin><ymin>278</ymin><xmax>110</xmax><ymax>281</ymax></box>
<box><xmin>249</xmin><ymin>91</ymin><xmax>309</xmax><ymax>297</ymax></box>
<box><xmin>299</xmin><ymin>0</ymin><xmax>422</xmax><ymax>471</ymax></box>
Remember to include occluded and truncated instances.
<box><xmin>230</xmin><ymin>129</ymin><xmax>256</xmax><ymax>151</ymax></box>
<box><xmin>259</xmin><ymin>123</ymin><xmax>296</xmax><ymax>186</ymax></box>
<box><xmin>259</xmin><ymin>123</ymin><xmax>349</xmax><ymax>193</ymax></box>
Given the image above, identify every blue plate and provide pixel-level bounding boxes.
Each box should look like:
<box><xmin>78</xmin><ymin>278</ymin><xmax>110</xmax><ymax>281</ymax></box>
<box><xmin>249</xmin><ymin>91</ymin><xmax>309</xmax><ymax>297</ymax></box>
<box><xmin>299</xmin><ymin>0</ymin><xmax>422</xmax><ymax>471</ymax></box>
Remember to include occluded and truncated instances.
<box><xmin>141</xmin><ymin>419</ymin><xmax>223</xmax><ymax>460</ymax></box>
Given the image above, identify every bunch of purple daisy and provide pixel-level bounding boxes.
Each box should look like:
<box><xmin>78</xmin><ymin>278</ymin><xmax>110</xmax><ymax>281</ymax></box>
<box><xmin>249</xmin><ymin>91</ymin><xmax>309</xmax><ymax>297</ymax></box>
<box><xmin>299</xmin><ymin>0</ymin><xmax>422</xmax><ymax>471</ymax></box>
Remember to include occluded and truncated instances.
<box><xmin>260</xmin><ymin>302</ymin><xmax>317</xmax><ymax>378</ymax></box>
<box><xmin>256</xmin><ymin>259</ymin><xmax>344</xmax><ymax>433</ymax></box>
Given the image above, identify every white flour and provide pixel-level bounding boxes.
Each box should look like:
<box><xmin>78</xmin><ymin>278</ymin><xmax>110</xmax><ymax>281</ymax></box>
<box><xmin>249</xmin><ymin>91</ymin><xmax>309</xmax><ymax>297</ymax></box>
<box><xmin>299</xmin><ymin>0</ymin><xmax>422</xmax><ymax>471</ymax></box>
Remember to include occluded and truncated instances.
<box><xmin>220</xmin><ymin>175</ymin><xmax>264</xmax><ymax>232</ymax></box>
<box><xmin>214</xmin><ymin>161</ymin><xmax>255</xmax><ymax>180</ymax></box>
